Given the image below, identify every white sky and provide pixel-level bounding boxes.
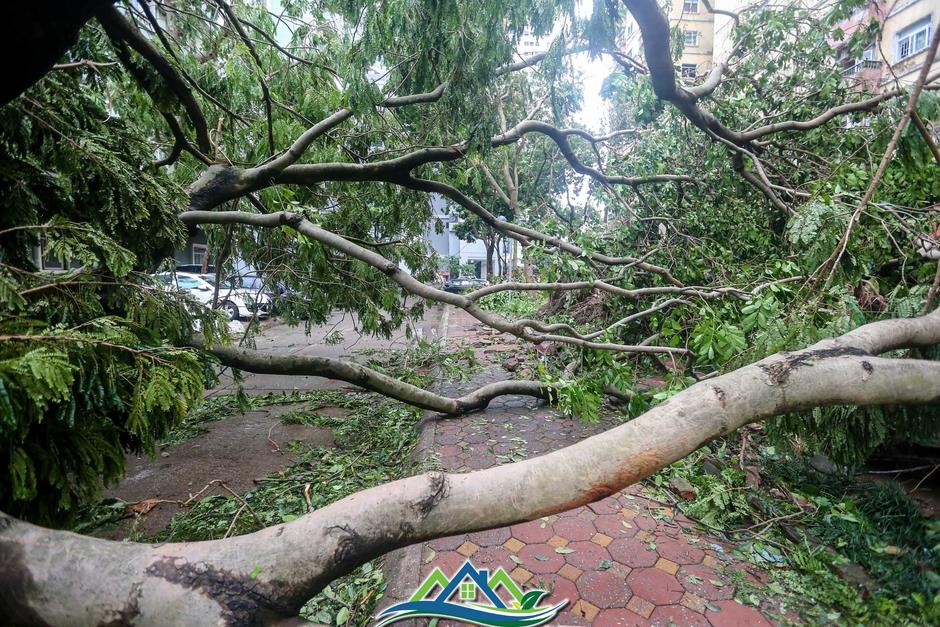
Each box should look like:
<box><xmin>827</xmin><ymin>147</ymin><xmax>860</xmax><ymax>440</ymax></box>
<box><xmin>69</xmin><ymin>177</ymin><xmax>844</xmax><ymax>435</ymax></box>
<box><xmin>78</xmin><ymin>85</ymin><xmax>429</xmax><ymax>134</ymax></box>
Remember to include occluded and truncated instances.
<box><xmin>571</xmin><ymin>0</ymin><xmax>617</xmax><ymax>133</ymax></box>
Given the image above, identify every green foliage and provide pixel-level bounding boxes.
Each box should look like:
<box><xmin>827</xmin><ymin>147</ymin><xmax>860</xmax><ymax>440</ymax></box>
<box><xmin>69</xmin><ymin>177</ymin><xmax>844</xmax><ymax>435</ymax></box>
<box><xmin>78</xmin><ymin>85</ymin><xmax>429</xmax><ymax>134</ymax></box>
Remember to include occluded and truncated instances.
<box><xmin>0</xmin><ymin>220</ymin><xmax>222</xmax><ymax>523</ymax></box>
<box><xmin>648</xmin><ymin>442</ymin><xmax>939</xmax><ymax>624</ymax></box>
<box><xmin>478</xmin><ymin>291</ymin><xmax>546</xmax><ymax>318</ymax></box>
<box><xmin>0</xmin><ymin>69</ymin><xmax>185</xmax><ymax>268</ymax></box>
<box><xmin>359</xmin><ymin>339</ymin><xmax>480</xmax><ymax>387</ymax></box>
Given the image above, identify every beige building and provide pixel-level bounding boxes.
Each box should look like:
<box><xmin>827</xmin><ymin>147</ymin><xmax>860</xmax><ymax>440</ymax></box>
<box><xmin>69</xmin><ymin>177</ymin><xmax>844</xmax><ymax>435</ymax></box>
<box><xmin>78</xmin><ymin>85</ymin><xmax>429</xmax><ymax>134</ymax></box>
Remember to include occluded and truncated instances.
<box><xmin>622</xmin><ymin>0</ymin><xmax>717</xmax><ymax>79</ymax></box>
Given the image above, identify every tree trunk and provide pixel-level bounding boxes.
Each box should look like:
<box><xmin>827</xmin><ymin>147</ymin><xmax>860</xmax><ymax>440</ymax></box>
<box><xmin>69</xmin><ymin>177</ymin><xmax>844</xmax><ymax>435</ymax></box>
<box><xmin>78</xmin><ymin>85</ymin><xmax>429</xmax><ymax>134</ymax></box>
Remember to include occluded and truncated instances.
<box><xmin>484</xmin><ymin>237</ymin><xmax>494</xmax><ymax>279</ymax></box>
<box><xmin>3</xmin><ymin>309</ymin><xmax>939</xmax><ymax>625</ymax></box>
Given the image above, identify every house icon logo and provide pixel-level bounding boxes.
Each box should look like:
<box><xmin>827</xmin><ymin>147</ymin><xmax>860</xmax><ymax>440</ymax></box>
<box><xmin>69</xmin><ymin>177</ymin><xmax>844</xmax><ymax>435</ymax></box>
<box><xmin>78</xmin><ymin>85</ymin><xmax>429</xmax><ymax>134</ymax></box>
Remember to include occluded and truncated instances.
<box><xmin>374</xmin><ymin>559</ymin><xmax>568</xmax><ymax>626</ymax></box>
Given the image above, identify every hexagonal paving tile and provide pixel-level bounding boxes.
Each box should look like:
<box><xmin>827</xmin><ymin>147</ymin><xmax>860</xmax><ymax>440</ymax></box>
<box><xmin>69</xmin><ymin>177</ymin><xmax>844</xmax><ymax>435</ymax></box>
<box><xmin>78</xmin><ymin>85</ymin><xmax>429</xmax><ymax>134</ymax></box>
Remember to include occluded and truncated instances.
<box><xmin>649</xmin><ymin>604</ymin><xmax>710</xmax><ymax>626</ymax></box>
<box><xmin>510</xmin><ymin>519</ymin><xmax>554</xmax><ymax>544</ymax></box>
<box><xmin>594</xmin><ymin>513</ymin><xmax>637</xmax><ymax>538</ymax></box>
<box><xmin>705</xmin><ymin>599</ymin><xmax>775</xmax><ymax>627</ymax></box>
<box><xmin>467</xmin><ymin>527</ymin><xmax>511</xmax><ymax>547</ymax></box>
<box><xmin>552</xmin><ymin>516</ymin><xmax>599</xmax><ymax>542</ymax></box>
<box><xmin>563</xmin><ymin>540</ymin><xmax>613</xmax><ymax>571</ymax></box>
<box><xmin>516</xmin><ymin>543</ymin><xmax>565</xmax><ymax>574</ymax></box>
<box><xmin>607</xmin><ymin>537</ymin><xmax>658</xmax><ymax>568</ymax></box>
<box><xmin>530</xmin><ymin>572</ymin><xmax>578</xmax><ymax>608</ymax></box>
<box><xmin>471</xmin><ymin>545</ymin><xmax>516</xmax><ymax>574</ymax></box>
<box><xmin>627</xmin><ymin>567</ymin><xmax>685</xmax><ymax>605</ymax></box>
<box><xmin>428</xmin><ymin>534</ymin><xmax>467</xmax><ymax>552</ymax></box>
<box><xmin>594</xmin><ymin>607</ymin><xmax>650</xmax><ymax>626</ymax></box>
<box><xmin>654</xmin><ymin>536</ymin><xmax>705</xmax><ymax>565</ymax></box>
<box><xmin>588</xmin><ymin>497</ymin><xmax>622</xmax><ymax>515</ymax></box>
<box><xmin>429</xmin><ymin>550</ymin><xmax>472</xmax><ymax>577</ymax></box>
<box><xmin>576</xmin><ymin>570</ymin><xmax>632</xmax><ymax>609</ymax></box>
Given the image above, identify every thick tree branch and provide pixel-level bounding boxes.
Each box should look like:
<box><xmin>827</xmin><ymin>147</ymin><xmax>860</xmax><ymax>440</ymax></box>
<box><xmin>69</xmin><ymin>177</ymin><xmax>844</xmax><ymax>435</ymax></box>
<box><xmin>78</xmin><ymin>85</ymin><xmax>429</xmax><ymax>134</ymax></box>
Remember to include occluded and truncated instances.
<box><xmin>213</xmin><ymin>0</ymin><xmax>275</xmax><ymax>156</ymax></box>
<box><xmin>3</xmin><ymin>309</ymin><xmax>939</xmax><ymax>624</ymax></box>
<box><xmin>97</xmin><ymin>4</ymin><xmax>212</xmax><ymax>154</ymax></box>
<box><xmin>198</xmin><ymin>340</ymin><xmax>552</xmax><ymax>415</ymax></box>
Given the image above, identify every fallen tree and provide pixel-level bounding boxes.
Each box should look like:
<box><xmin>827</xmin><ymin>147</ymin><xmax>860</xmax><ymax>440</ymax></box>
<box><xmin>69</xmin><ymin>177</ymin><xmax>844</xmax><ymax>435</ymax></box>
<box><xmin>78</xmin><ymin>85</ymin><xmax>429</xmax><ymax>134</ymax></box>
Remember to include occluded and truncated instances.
<box><xmin>3</xmin><ymin>308</ymin><xmax>939</xmax><ymax>624</ymax></box>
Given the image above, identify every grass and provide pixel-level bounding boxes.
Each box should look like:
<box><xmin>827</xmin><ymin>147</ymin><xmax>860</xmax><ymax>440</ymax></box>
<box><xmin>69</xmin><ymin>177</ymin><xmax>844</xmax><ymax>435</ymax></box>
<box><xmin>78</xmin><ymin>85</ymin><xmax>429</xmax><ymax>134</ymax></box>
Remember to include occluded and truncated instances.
<box><xmin>159</xmin><ymin>389</ymin><xmax>366</xmax><ymax>446</ymax></box>
<box><xmin>477</xmin><ymin>291</ymin><xmax>546</xmax><ymax>318</ymax></box>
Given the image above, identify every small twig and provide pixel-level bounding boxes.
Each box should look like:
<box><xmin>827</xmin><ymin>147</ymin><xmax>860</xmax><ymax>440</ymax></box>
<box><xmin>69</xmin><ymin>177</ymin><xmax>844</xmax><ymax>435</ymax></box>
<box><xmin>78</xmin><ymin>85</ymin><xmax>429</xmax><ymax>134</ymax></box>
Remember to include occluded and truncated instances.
<box><xmin>267</xmin><ymin>423</ymin><xmax>282</xmax><ymax>454</ymax></box>
<box><xmin>303</xmin><ymin>483</ymin><xmax>314</xmax><ymax>513</ymax></box>
<box><xmin>912</xmin><ymin>463</ymin><xmax>940</xmax><ymax>493</ymax></box>
<box><xmin>223</xmin><ymin>501</ymin><xmax>249</xmax><ymax>538</ymax></box>
<box><xmin>52</xmin><ymin>59</ymin><xmax>118</xmax><ymax>71</ymax></box>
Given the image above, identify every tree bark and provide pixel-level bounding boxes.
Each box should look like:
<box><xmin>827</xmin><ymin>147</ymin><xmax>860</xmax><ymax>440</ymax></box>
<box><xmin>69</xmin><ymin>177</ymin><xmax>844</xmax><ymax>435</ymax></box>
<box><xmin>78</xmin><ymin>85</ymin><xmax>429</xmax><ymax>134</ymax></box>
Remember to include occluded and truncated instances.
<box><xmin>3</xmin><ymin>309</ymin><xmax>939</xmax><ymax>625</ymax></box>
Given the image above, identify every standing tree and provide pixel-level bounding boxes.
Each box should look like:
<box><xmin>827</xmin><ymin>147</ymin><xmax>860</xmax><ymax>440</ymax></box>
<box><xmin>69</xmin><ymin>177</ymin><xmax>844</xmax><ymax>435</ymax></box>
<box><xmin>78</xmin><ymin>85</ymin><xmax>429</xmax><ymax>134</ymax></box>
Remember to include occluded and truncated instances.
<box><xmin>1</xmin><ymin>0</ymin><xmax>939</xmax><ymax>623</ymax></box>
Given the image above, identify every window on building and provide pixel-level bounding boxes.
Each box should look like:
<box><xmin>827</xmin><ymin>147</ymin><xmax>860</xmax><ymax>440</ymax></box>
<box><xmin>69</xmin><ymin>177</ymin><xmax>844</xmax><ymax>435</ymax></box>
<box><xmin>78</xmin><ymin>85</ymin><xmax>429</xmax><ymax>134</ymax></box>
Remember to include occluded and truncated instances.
<box><xmin>681</xmin><ymin>63</ymin><xmax>698</xmax><ymax>77</ymax></box>
<box><xmin>895</xmin><ymin>18</ymin><xmax>931</xmax><ymax>61</ymax></box>
<box><xmin>684</xmin><ymin>30</ymin><xmax>700</xmax><ymax>47</ymax></box>
<box><xmin>192</xmin><ymin>244</ymin><xmax>209</xmax><ymax>268</ymax></box>
<box><xmin>683</xmin><ymin>0</ymin><xmax>699</xmax><ymax>13</ymax></box>
<box><xmin>459</xmin><ymin>582</ymin><xmax>475</xmax><ymax>601</ymax></box>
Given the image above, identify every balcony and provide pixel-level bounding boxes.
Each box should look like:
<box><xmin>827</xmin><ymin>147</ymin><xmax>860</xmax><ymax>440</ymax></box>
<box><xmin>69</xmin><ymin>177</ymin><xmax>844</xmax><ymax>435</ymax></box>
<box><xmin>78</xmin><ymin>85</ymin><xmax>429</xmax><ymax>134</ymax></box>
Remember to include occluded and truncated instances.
<box><xmin>841</xmin><ymin>59</ymin><xmax>883</xmax><ymax>76</ymax></box>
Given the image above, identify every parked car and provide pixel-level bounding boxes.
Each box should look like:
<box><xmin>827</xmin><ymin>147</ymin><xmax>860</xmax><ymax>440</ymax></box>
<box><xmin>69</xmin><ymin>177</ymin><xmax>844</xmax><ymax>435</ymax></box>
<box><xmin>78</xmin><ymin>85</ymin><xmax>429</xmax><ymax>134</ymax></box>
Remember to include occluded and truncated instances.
<box><xmin>153</xmin><ymin>272</ymin><xmax>271</xmax><ymax>320</ymax></box>
<box><xmin>443</xmin><ymin>276</ymin><xmax>489</xmax><ymax>293</ymax></box>
<box><xmin>174</xmin><ymin>263</ymin><xmax>215</xmax><ymax>274</ymax></box>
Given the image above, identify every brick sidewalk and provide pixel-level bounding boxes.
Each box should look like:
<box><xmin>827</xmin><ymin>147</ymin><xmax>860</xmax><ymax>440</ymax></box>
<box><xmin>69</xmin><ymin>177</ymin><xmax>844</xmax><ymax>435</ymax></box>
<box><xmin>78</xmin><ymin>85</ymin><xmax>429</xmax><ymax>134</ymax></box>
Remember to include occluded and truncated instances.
<box><xmin>383</xmin><ymin>308</ymin><xmax>782</xmax><ymax>626</ymax></box>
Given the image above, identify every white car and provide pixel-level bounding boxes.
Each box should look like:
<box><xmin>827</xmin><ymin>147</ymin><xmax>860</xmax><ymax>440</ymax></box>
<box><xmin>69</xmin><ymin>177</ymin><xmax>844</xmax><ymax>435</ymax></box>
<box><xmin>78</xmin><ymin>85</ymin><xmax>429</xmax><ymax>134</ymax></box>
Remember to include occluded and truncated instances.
<box><xmin>153</xmin><ymin>272</ymin><xmax>271</xmax><ymax>320</ymax></box>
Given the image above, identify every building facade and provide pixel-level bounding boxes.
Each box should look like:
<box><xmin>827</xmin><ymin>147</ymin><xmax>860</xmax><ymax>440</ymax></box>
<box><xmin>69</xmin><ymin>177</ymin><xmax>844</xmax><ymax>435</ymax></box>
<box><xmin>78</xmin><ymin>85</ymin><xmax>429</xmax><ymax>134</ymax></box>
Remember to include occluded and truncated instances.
<box><xmin>423</xmin><ymin>196</ymin><xmax>491</xmax><ymax>280</ymax></box>
<box><xmin>833</xmin><ymin>0</ymin><xmax>938</xmax><ymax>90</ymax></box>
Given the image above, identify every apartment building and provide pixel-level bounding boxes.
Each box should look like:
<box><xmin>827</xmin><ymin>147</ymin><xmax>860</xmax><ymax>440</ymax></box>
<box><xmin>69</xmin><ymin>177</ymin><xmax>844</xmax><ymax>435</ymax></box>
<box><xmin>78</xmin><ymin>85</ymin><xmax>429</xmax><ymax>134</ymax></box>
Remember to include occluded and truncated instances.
<box><xmin>834</xmin><ymin>0</ymin><xmax>938</xmax><ymax>90</ymax></box>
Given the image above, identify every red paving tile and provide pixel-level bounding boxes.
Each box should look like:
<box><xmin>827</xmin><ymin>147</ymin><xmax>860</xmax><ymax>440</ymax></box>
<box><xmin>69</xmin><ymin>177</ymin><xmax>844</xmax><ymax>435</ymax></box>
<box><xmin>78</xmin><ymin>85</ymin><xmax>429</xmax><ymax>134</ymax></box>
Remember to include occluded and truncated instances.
<box><xmin>608</xmin><ymin>537</ymin><xmax>659</xmax><ymax>568</ymax></box>
<box><xmin>510</xmin><ymin>519</ymin><xmax>554</xmax><ymax>544</ymax></box>
<box><xmin>577</xmin><ymin>570</ymin><xmax>632</xmax><ymax>608</ymax></box>
<box><xmin>471</xmin><ymin>545</ymin><xmax>516</xmax><ymax>573</ymax></box>
<box><xmin>517</xmin><ymin>542</ymin><xmax>566</xmax><ymax>574</ymax></box>
<box><xmin>553</xmin><ymin>516</ymin><xmax>600</xmax><ymax>541</ymax></box>
<box><xmin>534</xmin><ymin>572</ymin><xmax>579</xmax><ymax>607</ymax></box>
<box><xmin>594</xmin><ymin>513</ymin><xmax>638</xmax><ymax>538</ymax></box>
<box><xmin>706</xmin><ymin>599</ymin><xmax>775</xmax><ymax>627</ymax></box>
<box><xmin>655</xmin><ymin>535</ymin><xmax>705</xmax><ymax>565</ymax></box>
<box><xmin>595</xmin><ymin>607</ymin><xmax>651</xmax><ymax>626</ymax></box>
<box><xmin>564</xmin><ymin>540</ymin><xmax>613</xmax><ymax>571</ymax></box>
<box><xmin>467</xmin><ymin>526</ymin><xmax>511</xmax><ymax>547</ymax></box>
<box><xmin>627</xmin><ymin>567</ymin><xmax>685</xmax><ymax>605</ymax></box>
<box><xmin>650</xmin><ymin>604</ymin><xmax>711</xmax><ymax>626</ymax></box>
